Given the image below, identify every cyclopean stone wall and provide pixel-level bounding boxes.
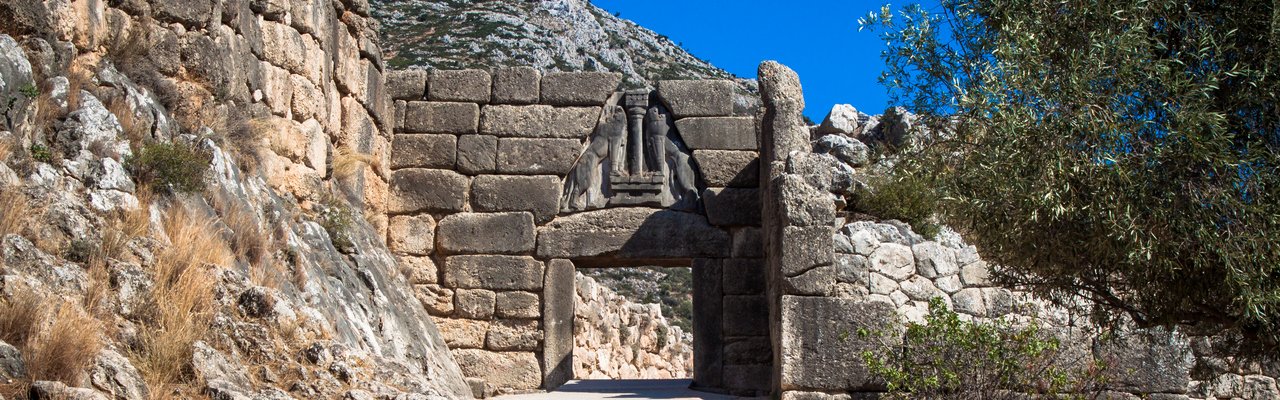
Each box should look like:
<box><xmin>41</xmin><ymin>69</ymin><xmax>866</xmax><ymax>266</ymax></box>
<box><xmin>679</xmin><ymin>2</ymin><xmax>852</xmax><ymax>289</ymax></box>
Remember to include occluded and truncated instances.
<box><xmin>757</xmin><ymin>61</ymin><xmax>1280</xmax><ymax>400</ymax></box>
<box><xmin>384</xmin><ymin>68</ymin><xmax>770</xmax><ymax>396</ymax></box>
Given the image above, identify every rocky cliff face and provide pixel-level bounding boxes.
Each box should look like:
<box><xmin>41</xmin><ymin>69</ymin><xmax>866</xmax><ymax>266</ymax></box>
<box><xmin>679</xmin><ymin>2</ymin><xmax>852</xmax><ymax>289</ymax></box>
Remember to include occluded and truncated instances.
<box><xmin>574</xmin><ymin>273</ymin><xmax>692</xmax><ymax>380</ymax></box>
<box><xmin>0</xmin><ymin>0</ymin><xmax>471</xmax><ymax>398</ymax></box>
<box><xmin>371</xmin><ymin>0</ymin><xmax>754</xmax><ymax>92</ymax></box>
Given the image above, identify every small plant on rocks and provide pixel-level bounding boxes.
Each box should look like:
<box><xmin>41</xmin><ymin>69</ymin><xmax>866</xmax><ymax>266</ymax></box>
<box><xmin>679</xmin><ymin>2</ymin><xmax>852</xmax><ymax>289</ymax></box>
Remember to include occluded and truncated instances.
<box><xmin>126</xmin><ymin>141</ymin><xmax>211</xmax><ymax>194</ymax></box>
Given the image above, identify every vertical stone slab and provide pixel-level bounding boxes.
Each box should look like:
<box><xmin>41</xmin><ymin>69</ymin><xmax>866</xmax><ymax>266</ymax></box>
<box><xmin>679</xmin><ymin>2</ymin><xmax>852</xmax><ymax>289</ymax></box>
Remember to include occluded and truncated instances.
<box><xmin>692</xmin><ymin>258</ymin><xmax>724</xmax><ymax>390</ymax></box>
<box><xmin>542</xmin><ymin>259</ymin><xmax>575</xmax><ymax>390</ymax></box>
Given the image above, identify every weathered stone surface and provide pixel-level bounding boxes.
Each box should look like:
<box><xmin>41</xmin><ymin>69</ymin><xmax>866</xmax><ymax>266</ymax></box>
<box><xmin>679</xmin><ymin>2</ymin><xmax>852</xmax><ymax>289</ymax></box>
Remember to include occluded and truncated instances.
<box><xmin>154</xmin><ymin>0</ymin><xmax>215</xmax><ymax>28</ymax></box>
<box><xmin>773</xmin><ymin>175</ymin><xmax>836</xmax><ymax>227</ymax></box>
<box><xmin>785</xmin><ymin>264</ymin><xmax>837</xmax><ymax>296</ymax></box>
<box><xmin>540</xmin><ymin>72</ymin><xmax>622</xmax><ymax>106</ymax></box>
<box><xmin>913</xmin><ymin>242</ymin><xmax>958</xmax><ymax>278</ymax></box>
<box><xmin>480</xmin><ymin>105</ymin><xmax>599</xmax><ymax>139</ymax></box>
<box><xmin>869</xmin><ymin>243</ymin><xmax>914</xmax><ymax>281</ymax></box>
<box><xmin>454</xmin><ymin>288</ymin><xmax>496</xmax><ymax>319</ymax></box>
<box><xmin>692</xmin><ymin>259</ymin><xmax>724</xmax><ymax>389</ymax></box>
<box><xmin>731</xmin><ymin>227</ymin><xmax>764</xmax><ymax>259</ymax></box>
<box><xmin>542</xmin><ymin>259</ymin><xmax>575</xmax><ymax>390</ymax></box>
<box><xmin>758</xmin><ymin>61</ymin><xmax>809</xmax><ymax>163</ymax></box>
<box><xmin>457</xmin><ymin>134</ymin><xmax>498</xmax><ymax>175</ymax></box>
<box><xmin>388</xmin><ymin>215</ymin><xmax>436</xmax><ymax>255</ymax></box>
<box><xmin>415</xmin><ymin>284</ymin><xmax>454</xmax><ymax>316</ymax></box>
<box><xmin>495</xmin><ymin>291</ymin><xmax>540</xmax><ymax>319</ymax></box>
<box><xmin>437</xmin><ymin>212</ymin><xmax>535</xmax><ymax>255</ymax></box>
<box><xmin>443</xmin><ymin>255</ymin><xmax>545</xmax><ymax>290</ymax></box>
<box><xmin>780</xmin><ymin>226</ymin><xmax>834</xmax><ymax>277</ymax></box>
<box><xmin>951</xmin><ymin>288</ymin><xmax>986</xmax><ymax>317</ymax></box>
<box><xmin>724</xmin><ymin>337</ymin><xmax>772</xmax><ymax>366</ymax></box>
<box><xmin>389</xmin><ymin>169</ymin><xmax>469</xmax><ymax>213</ymax></box>
<box><xmin>537</xmin><ymin>208</ymin><xmax>731</xmax><ymax>260</ymax></box>
<box><xmin>437</xmin><ymin>318</ymin><xmax>489</xmax><ymax>348</ymax></box>
<box><xmin>496</xmin><ymin>138</ymin><xmax>581</xmax><ymax>175</ymax></box>
<box><xmin>1095</xmin><ymin>328</ymin><xmax>1194</xmax><ymax>394</ymax></box>
<box><xmin>451</xmin><ymin>349</ymin><xmax>541</xmax><ymax>391</ymax></box>
<box><xmin>471</xmin><ymin>175</ymin><xmax>562</xmax><ymax>223</ymax></box>
<box><xmin>0</xmin><ymin>340</ymin><xmax>24</xmax><ymax>380</ymax></box>
<box><xmin>814</xmin><ymin>134</ymin><xmax>870</xmax><ymax>167</ymax></box>
<box><xmin>486</xmin><ymin>319</ymin><xmax>541</xmax><ymax>351</ymax></box>
<box><xmin>400</xmin><ymin>255</ymin><xmax>439</xmax><ymax>284</ymax></box>
<box><xmin>723</xmin><ymin>258</ymin><xmax>766</xmax><ymax>295</ymax></box>
<box><xmin>403</xmin><ymin>101</ymin><xmax>478</xmax><ymax>134</ymax></box>
<box><xmin>492</xmin><ymin>67</ymin><xmax>540</xmax><ymax>104</ymax></box>
<box><xmin>676</xmin><ymin>117</ymin><xmax>758</xmax><ymax>150</ymax></box>
<box><xmin>780</xmin><ymin>297</ymin><xmax>900</xmax><ymax>391</ymax></box>
<box><xmin>386</xmin><ymin>69</ymin><xmax>427</xmax><ymax>100</ymax></box>
<box><xmin>391</xmin><ymin>134</ymin><xmax>456</xmax><ymax>169</ymax></box>
<box><xmin>88</xmin><ymin>349</ymin><xmax>148</xmax><ymax>400</ymax></box>
<box><xmin>899</xmin><ymin>275</ymin><xmax>943</xmax><ymax>302</ymax></box>
<box><xmin>817</xmin><ymin>104</ymin><xmax>865</xmax><ymax>136</ymax></box>
<box><xmin>960</xmin><ymin>261</ymin><xmax>990</xmax><ymax>286</ymax></box>
<box><xmin>694</xmin><ymin>150</ymin><xmax>759</xmax><ymax>188</ymax></box>
<box><xmin>657</xmin><ymin>80</ymin><xmax>734</xmax><ymax>118</ymax></box>
<box><xmin>723</xmin><ymin>295</ymin><xmax>768</xmax><ymax>336</ymax></box>
<box><xmin>703</xmin><ymin>188</ymin><xmax>761</xmax><ymax>227</ymax></box>
<box><xmin>786</xmin><ymin>152</ymin><xmax>837</xmax><ymax>193</ymax></box>
<box><xmin>428</xmin><ymin>69</ymin><xmax>491</xmax><ymax>103</ymax></box>
<box><xmin>724</xmin><ymin>364</ymin><xmax>772</xmax><ymax>394</ymax></box>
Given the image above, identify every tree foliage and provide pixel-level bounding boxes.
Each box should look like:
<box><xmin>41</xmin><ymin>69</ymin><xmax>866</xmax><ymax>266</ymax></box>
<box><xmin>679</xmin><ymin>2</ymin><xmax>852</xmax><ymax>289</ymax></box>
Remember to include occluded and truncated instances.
<box><xmin>862</xmin><ymin>0</ymin><xmax>1280</xmax><ymax>342</ymax></box>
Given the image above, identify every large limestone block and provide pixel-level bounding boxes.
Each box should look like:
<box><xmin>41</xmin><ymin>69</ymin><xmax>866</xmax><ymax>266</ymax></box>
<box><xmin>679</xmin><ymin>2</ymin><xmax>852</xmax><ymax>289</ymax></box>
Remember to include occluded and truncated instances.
<box><xmin>540</xmin><ymin>72</ymin><xmax>622</xmax><ymax>106</ymax></box>
<box><xmin>780</xmin><ymin>226</ymin><xmax>835</xmax><ymax>277</ymax></box>
<box><xmin>388</xmin><ymin>215</ymin><xmax>436</xmax><ymax>255</ymax></box>
<box><xmin>389</xmin><ymin>169</ymin><xmax>469</xmax><ymax>213</ymax></box>
<box><xmin>1095</xmin><ymin>328</ymin><xmax>1194</xmax><ymax>394</ymax></box>
<box><xmin>722</xmin><ymin>258</ymin><xmax>766</xmax><ymax>295</ymax></box>
<box><xmin>495</xmin><ymin>291</ymin><xmax>540</xmax><ymax>319</ymax></box>
<box><xmin>486</xmin><ymin>319</ymin><xmax>542</xmax><ymax>351</ymax></box>
<box><xmin>455</xmin><ymin>288</ymin><xmax>496</xmax><ymax>319</ymax></box>
<box><xmin>724</xmin><ymin>364</ymin><xmax>772</xmax><ymax>394</ymax></box>
<box><xmin>471</xmin><ymin>175</ymin><xmax>562</xmax><ymax>223</ymax></box>
<box><xmin>387</xmin><ymin>69</ymin><xmax>427</xmax><ymax>100</ymax></box>
<box><xmin>428</xmin><ymin>69</ymin><xmax>491</xmax><ymax>103</ymax></box>
<box><xmin>542</xmin><ymin>259</ymin><xmax>575</xmax><ymax>389</ymax></box>
<box><xmin>452</xmin><ymin>349</ymin><xmax>542</xmax><ymax>391</ymax></box>
<box><xmin>703</xmin><ymin>188</ymin><xmax>761</xmax><ymax>227</ymax></box>
<box><xmin>496</xmin><ymin>138</ymin><xmax>580</xmax><ymax>175</ymax></box>
<box><xmin>723</xmin><ymin>295</ymin><xmax>768</xmax><ymax>336</ymax></box>
<box><xmin>403</xmin><ymin>101</ymin><xmax>479</xmax><ymax>134</ymax></box>
<box><xmin>457</xmin><ymin>135</ymin><xmax>498</xmax><ymax>174</ymax></box>
<box><xmin>437</xmin><ymin>212</ymin><xmax>536</xmax><ymax>255</ymax></box>
<box><xmin>391</xmin><ymin>134</ymin><xmax>457</xmax><ymax>169</ymax></box>
<box><xmin>913</xmin><ymin>242</ymin><xmax>958</xmax><ymax>278</ymax></box>
<box><xmin>437</xmin><ymin>318</ymin><xmax>489</xmax><ymax>349</ymax></box>
<box><xmin>657</xmin><ymin>80</ymin><xmax>735</xmax><ymax>118</ymax></box>
<box><xmin>731</xmin><ymin>227</ymin><xmax>764</xmax><ymax>259</ymax></box>
<box><xmin>869</xmin><ymin>243</ymin><xmax>915</xmax><ymax>281</ymax></box>
<box><xmin>153</xmin><ymin>0</ymin><xmax>215</xmax><ymax>28</ymax></box>
<box><xmin>694</xmin><ymin>150</ymin><xmax>760</xmax><ymax>188</ymax></box>
<box><xmin>536</xmin><ymin>208</ymin><xmax>731</xmax><ymax>260</ymax></box>
<box><xmin>492</xmin><ymin>67</ymin><xmax>540</xmax><ymax>104</ymax></box>
<box><xmin>758</xmin><ymin>61</ymin><xmax>809</xmax><ymax>163</ymax></box>
<box><xmin>773</xmin><ymin>174</ymin><xmax>836</xmax><ymax>227</ymax></box>
<box><xmin>443</xmin><ymin>255</ymin><xmax>545</xmax><ymax>290</ymax></box>
<box><xmin>691</xmin><ymin>259</ymin><xmax>724</xmax><ymax>389</ymax></box>
<box><xmin>677</xmin><ymin>117</ymin><xmax>758</xmax><ymax>150</ymax></box>
<box><xmin>399</xmin><ymin>255</ymin><xmax>439</xmax><ymax>284</ymax></box>
<box><xmin>479</xmin><ymin>105</ymin><xmax>599</xmax><ymax>139</ymax></box>
<box><xmin>415</xmin><ymin>284</ymin><xmax>454</xmax><ymax>316</ymax></box>
<box><xmin>780</xmin><ymin>297</ymin><xmax>901</xmax><ymax>391</ymax></box>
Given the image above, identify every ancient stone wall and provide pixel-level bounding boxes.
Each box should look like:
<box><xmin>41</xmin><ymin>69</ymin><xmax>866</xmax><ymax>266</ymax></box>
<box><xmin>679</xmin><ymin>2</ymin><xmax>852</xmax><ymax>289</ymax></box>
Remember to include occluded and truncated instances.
<box><xmin>573</xmin><ymin>272</ymin><xmax>693</xmax><ymax>380</ymax></box>
<box><xmin>757</xmin><ymin>62</ymin><xmax>1280</xmax><ymax>400</ymax></box>
<box><xmin>384</xmin><ymin>68</ymin><xmax>770</xmax><ymax>396</ymax></box>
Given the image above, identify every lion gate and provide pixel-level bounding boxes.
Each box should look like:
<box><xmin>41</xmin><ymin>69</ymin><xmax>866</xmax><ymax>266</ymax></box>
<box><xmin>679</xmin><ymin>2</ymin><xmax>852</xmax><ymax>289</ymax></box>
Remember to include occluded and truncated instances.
<box><xmin>384</xmin><ymin>68</ymin><xmax>770</xmax><ymax>396</ymax></box>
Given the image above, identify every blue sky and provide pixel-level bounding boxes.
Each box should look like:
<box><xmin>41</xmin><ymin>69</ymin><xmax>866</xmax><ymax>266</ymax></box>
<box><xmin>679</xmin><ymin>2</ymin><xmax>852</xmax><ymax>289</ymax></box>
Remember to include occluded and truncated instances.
<box><xmin>593</xmin><ymin>0</ymin><xmax>929</xmax><ymax>122</ymax></box>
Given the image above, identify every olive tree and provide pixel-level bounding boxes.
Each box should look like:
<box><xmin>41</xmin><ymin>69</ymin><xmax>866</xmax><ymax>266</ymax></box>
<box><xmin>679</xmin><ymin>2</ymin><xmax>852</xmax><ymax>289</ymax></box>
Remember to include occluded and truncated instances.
<box><xmin>862</xmin><ymin>0</ymin><xmax>1280</xmax><ymax>343</ymax></box>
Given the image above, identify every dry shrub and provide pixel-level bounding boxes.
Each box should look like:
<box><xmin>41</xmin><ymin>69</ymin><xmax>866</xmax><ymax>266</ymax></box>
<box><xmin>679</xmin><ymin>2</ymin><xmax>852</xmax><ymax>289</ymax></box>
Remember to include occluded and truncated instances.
<box><xmin>0</xmin><ymin>290</ymin><xmax>47</xmax><ymax>347</ymax></box>
<box><xmin>0</xmin><ymin>187</ymin><xmax>32</xmax><ymax>238</ymax></box>
<box><xmin>130</xmin><ymin>202</ymin><xmax>232</xmax><ymax>393</ymax></box>
<box><xmin>25</xmin><ymin>302</ymin><xmax>104</xmax><ymax>383</ymax></box>
<box><xmin>332</xmin><ymin>147</ymin><xmax>379</xmax><ymax>182</ymax></box>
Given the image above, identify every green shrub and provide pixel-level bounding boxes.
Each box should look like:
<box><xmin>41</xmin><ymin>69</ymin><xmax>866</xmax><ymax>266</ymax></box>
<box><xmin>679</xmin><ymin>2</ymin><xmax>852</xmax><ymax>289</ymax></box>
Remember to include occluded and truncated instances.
<box><xmin>127</xmin><ymin>142</ymin><xmax>211</xmax><ymax>194</ymax></box>
<box><xmin>29</xmin><ymin>143</ymin><xmax>52</xmax><ymax>163</ymax></box>
<box><xmin>861</xmin><ymin>298</ymin><xmax>1107</xmax><ymax>399</ymax></box>
<box><xmin>850</xmin><ymin>172</ymin><xmax>940</xmax><ymax>238</ymax></box>
<box><xmin>18</xmin><ymin>83</ymin><xmax>38</xmax><ymax>99</ymax></box>
<box><xmin>318</xmin><ymin>196</ymin><xmax>356</xmax><ymax>253</ymax></box>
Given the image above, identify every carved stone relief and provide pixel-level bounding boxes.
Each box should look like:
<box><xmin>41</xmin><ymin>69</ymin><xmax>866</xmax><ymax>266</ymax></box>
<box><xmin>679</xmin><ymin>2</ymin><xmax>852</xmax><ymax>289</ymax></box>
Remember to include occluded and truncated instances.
<box><xmin>561</xmin><ymin>90</ymin><xmax>700</xmax><ymax>212</ymax></box>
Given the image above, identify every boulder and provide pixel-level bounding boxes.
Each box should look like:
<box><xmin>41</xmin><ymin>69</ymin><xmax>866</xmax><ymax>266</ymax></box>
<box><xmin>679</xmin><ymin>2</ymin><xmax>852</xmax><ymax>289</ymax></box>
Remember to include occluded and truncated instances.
<box><xmin>816</xmin><ymin>104</ymin><xmax>864</xmax><ymax>136</ymax></box>
<box><xmin>813</xmin><ymin>134</ymin><xmax>870</xmax><ymax>167</ymax></box>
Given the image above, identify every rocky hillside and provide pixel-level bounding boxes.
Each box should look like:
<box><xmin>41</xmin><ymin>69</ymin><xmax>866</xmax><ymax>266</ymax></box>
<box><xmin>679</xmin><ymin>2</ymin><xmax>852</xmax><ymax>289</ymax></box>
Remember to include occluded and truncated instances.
<box><xmin>0</xmin><ymin>0</ymin><xmax>472</xmax><ymax>398</ymax></box>
<box><xmin>371</xmin><ymin>0</ymin><xmax>753</xmax><ymax>92</ymax></box>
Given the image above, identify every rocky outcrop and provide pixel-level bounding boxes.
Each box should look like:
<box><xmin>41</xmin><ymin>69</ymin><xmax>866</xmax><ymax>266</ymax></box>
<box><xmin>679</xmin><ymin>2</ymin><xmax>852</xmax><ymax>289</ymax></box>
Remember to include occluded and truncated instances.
<box><xmin>573</xmin><ymin>272</ymin><xmax>692</xmax><ymax>380</ymax></box>
<box><xmin>0</xmin><ymin>0</ymin><xmax>472</xmax><ymax>396</ymax></box>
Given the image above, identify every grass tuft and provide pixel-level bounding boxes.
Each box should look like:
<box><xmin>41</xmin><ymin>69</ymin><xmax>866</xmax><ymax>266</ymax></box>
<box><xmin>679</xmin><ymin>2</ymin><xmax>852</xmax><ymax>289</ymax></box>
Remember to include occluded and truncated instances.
<box><xmin>24</xmin><ymin>302</ymin><xmax>104</xmax><ymax>383</ymax></box>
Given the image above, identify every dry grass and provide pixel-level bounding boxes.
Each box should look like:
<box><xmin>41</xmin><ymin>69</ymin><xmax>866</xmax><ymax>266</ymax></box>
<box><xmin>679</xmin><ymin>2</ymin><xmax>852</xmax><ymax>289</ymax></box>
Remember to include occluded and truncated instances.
<box><xmin>209</xmin><ymin>191</ymin><xmax>276</xmax><ymax>288</ymax></box>
<box><xmin>130</xmin><ymin>202</ymin><xmax>232</xmax><ymax>394</ymax></box>
<box><xmin>85</xmin><ymin>188</ymin><xmax>153</xmax><ymax>315</ymax></box>
<box><xmin>332</xmin><ymin>147</ymin><xmax>380</xmax><ymax>182</ymax></box>
<box><xmin>106</xmin><ymin>93</ymin><xmax>148</xmax><ymax>147</ymax></box>
<box><xmin>0</xmin><ymin>187</ymin><xmax>33</xmax><ymax>238</ymax></box>
<box><xmin>0</xmin><ymin>135</ymin><xmax>12</xmax><ymax>161</ymax></box>
<box><xmin>0</xmin><ymin>290</ymin><xmax>48</xmax><ymax>347</ymax></box>
<box><xmin>25</xmin><ymin>301</ymin><xmax>104</xmax><ymax>383</ymax></box>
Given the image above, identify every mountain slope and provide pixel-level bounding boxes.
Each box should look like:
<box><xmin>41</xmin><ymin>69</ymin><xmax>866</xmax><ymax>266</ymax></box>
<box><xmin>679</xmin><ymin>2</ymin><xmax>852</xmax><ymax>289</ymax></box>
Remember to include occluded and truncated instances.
<box><xmin>372</xmin><ymin>0</ymin><xmax>748</xmax><ymax>90</ymax></box>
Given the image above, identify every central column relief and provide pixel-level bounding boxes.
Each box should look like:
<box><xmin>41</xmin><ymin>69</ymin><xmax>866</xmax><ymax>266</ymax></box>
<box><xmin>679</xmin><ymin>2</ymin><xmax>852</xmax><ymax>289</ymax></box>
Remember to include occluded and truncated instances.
<box><xmin>561</xmin><ymin>90</ymin><xmax>700</xmax><ymax>212</ymax></box>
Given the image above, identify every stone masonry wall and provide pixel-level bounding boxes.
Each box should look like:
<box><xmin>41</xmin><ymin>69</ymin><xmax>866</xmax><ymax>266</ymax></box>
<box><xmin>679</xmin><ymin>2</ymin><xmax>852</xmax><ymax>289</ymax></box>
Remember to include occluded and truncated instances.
<box><xmin>757</xmin><ymin>61</ymin><xmax>1280</xmax><ymax>400</ymax></box>
<box><xmin>384</xmin><ymin>68</ymin><xmax>771</xmax><ymax>396</ymax></box>
<box><xmin>574</xmin><ymin>272</ymin><xmax>693</xmax><ymax>380</ymax></box>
